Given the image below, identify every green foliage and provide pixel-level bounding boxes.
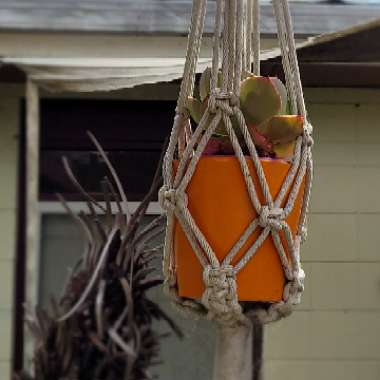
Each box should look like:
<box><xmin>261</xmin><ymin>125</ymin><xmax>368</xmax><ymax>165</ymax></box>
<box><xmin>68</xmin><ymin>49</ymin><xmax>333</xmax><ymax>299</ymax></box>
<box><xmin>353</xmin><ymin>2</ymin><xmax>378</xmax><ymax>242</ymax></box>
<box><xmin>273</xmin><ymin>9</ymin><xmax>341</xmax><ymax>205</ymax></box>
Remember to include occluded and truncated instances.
<box><xmin>240</xmin><ymin>75</ymin><xmax>282</xmax><ymax>125</ymax></box>
<box><xmin>186</xmin><ymin>97</ymin><xmax>203</xmax><ymax>124</ymax></box>
<box><xmin>269</xmin><ymin>77</ymin><xmax>288</xmax><ymax>114</ymax></box>
<box><xmin>199</xmin><ymin>67</ymin><xmax>212</xmax><ymax>101</ymax></box>
<box><xmin>199</xmin><ymin>67</ymin><xmax>223</xmax><ymax>101</ymax></box>
<box><xmin>273</xmin><ymin>140</ymin><xmax>297</xmax><ymax>160</ymax></box>
<box><xmin>258</xmin><ymin>115</ymin><xmax>304</xmax><ymax>144</ymax></box>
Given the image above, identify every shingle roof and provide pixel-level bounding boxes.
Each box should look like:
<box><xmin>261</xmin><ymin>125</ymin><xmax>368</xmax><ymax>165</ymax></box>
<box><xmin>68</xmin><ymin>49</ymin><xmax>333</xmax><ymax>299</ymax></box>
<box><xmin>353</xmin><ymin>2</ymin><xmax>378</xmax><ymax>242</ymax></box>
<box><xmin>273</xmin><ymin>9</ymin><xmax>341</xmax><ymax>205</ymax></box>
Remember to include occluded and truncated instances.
<box><xmin>0</xmin><ymin>1</ymin><xmax>379</xmax><ymax>36</ymax></box>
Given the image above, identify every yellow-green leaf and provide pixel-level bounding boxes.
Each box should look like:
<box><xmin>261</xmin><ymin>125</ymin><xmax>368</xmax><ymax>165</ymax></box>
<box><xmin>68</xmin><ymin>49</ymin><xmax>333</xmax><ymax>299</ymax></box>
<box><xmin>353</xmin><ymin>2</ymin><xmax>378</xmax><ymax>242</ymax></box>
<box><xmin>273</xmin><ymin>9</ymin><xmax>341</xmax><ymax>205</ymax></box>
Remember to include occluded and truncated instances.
<box><xmin>273</xmin><ymin>140</ymin><xmax>296</xmax><ymax>160</ymax></box>
<box><xmin>259</xmin><ymin>115</ymin><xmax>304</xmax><ymax>144</ymax></box>
<box><xmin>270</xmin><ymin>77</ymin><xmax>288</xmax><ymax>114</ymax></box>
<box><xmin>186</xmin><ymin>97</ymin><xmax>203</xmax><ymax>124</ymax></box>
<box><xmin>240</xmin><ymin>75</ymin><xmax>282</xmax><ymax>125</ymax></box>
<box><xmin>199</xmin><ymin>68</ymin><xmax>212</xmax><ymax>102</ymax></box>
<box><xmin>199</xmin><ymin>67</ymin><xmax>223</xmax><ymax>101</ymax></box>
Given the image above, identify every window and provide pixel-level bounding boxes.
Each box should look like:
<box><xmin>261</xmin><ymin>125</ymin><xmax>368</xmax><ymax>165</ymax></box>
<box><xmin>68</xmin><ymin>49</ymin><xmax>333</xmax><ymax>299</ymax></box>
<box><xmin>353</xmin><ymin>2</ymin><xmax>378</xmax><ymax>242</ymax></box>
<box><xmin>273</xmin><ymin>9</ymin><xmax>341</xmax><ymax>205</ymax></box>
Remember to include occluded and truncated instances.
<box><xmin>39</xmin><ymin>98</ymin><xmax>174</xmax><ymax>201</ymax></box>
<box><xmin>35</xmin><ymin>95</ymin><xmax>217</xmax><ymax>379</ymax></box>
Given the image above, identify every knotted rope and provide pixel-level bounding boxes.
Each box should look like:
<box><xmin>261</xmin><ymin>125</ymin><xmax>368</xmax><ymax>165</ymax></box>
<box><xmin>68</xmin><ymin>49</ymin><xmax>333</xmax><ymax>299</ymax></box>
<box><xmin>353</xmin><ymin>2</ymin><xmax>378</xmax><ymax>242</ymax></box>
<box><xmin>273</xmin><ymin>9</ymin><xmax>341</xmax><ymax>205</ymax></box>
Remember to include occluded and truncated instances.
<box><xmin>202</xmin><ymin>265</ymin><xmax>245</xmax><ymax>325</ymax></box>
<box><xmin>161</xmin><ymin>0</ymin><xmax>313</xmax><ymax>326</ymax></box>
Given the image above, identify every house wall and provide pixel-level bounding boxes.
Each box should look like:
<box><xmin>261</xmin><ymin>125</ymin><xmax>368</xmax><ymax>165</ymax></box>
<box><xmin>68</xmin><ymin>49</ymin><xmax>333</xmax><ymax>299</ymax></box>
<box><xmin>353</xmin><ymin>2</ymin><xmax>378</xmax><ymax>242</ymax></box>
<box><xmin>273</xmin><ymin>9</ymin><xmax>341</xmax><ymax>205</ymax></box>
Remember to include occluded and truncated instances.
<box><xmin>0</xmin><ymin>92</ymin><xmax>20</xmax><ymax>379</ymax></box>
<box><xmin>0</xmin><ymin>81</ymin><xmax>380</xmax><ymax>379</ymax></box>
<box><xmin>265</xmin><ymin>88</ymin><xmax>380</xmax><ymax>380</ymax></box>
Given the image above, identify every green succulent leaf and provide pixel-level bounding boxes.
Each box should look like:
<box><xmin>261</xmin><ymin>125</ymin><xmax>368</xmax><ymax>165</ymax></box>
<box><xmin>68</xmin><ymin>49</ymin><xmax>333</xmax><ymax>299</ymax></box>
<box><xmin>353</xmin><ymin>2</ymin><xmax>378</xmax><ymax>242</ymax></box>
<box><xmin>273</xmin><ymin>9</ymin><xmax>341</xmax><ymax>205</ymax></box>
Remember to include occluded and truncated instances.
<box><xmin>258</xmin><ymin>115</ymin><xmax>304</xmax><ymax>144</ymax></box>
<box><xmin>186</xmin><ymin>97</ymin><xmax>203</xmax><ymax>124</ymax></box>
<box><xmin>240</xmin><ymin>75</ymin><xmax>282</xmax><ymax>126</ymax></box>
<box><xmin>247</xmin><ymin>124</ymin><xmax>273</xmax><ymax>153</ymax></box>
<box><xmin>200</xmin><ymin>68</ymin><xmax>212</xmax><ymax>102</ymax></box>
<box><xmin>186</xmin><ymin>96</ymin><xmax>228</xmax><ymax>137</ymax></box>
<box><xmin>273</xmin><ymin>140</ymin><xmax>296</xmax><ymax>160</ymax></box>
<box><xmin>286</xmin><ymin>100</ymin><xmax>292</xmax><ymax>114</ymax></box>
<box><xmin>270</xmin><ymin>77</ymin><xmax>288</xmax><ymax>114</ymax></box>
<box><xmin>199</xmin><ymin>67</ymin><xmax>223</xmax><ymax>102</ymax></box>
<box><xmin>212</xmin><ymin>115</ymin><xmax>244</xmax><ymax>142</ymax></box>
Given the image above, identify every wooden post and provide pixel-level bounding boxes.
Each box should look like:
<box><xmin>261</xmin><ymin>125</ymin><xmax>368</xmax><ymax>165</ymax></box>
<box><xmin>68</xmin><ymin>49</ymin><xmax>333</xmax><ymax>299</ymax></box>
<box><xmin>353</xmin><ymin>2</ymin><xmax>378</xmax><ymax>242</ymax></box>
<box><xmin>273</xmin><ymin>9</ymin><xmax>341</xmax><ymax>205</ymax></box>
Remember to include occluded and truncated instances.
<box><xmin>212</xmin><ymin>322</ymin><xmax>253</xmax><ymax>380</ymax></box>
<box><xmin>24</xmin><ymin>79</ymin><xmax>40</xmax><ymax>363</ymax></box>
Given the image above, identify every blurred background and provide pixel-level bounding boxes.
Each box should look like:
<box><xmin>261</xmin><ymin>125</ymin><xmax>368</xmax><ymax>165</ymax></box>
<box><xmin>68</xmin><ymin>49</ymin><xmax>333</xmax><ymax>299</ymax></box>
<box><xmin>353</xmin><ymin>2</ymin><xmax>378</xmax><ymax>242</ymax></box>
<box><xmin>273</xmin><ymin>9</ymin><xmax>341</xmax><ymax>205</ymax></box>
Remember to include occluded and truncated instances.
<box><xmin>0</xmin><ymin>0</ymin><xmax>380</xmax><ymax>379</ymax></box>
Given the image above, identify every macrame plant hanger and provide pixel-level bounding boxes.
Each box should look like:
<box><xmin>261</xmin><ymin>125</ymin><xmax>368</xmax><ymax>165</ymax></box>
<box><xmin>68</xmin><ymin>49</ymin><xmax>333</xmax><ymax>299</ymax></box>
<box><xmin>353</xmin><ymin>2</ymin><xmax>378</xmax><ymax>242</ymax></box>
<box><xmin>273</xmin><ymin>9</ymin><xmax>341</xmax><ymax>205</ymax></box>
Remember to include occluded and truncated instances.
<box><xmin>160</xmin><ymin>0</ymin><xmax>313</xmax><ymax>378</ymax></box>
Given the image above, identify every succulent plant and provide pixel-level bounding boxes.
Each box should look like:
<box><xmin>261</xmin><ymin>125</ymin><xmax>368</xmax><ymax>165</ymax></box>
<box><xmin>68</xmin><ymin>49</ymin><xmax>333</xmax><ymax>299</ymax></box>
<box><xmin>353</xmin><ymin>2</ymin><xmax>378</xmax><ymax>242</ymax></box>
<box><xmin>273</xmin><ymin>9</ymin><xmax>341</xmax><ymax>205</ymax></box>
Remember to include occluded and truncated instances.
<box><xmin>240</xmin><ymin>75</ymin><xmax>304</xmax><ymax>160</ymax></box>
<box><xmin>185</xmin><ymin>68</ymin><xmax>304</xmax><ymax>160</ymax></box>
<box><xmin>186</xmin><ymin>67</ymin><xmax>236</xmax><ymax>142</ymax></box>
<box><xmin>199</xmin><ymin>67</ymin><xmax>221</xmax><ymax>102</ymax></box>
<box><xmin>186</xmin><ymin>68</ymin><xmax>217</xmax><ymax>124</ymax></box>
<box><xmin>240</xmin><ymin>76</ymin><xmax>283</xmax><ymax>126</ymax></box>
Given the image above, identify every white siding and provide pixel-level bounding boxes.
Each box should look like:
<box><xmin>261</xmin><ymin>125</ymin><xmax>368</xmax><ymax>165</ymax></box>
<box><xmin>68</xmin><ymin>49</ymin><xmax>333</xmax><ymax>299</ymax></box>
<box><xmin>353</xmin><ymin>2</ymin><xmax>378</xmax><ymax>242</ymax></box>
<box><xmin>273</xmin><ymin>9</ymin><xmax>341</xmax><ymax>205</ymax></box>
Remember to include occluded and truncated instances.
<box><xmin>264</xmin><ymin>90</ymin><xmax>380</xmax><ymax>380</ymax></box>
<box><xmin>0</xmin><ymin>81</ymin><xmax>380</xmax><ymax>379</ymax></box>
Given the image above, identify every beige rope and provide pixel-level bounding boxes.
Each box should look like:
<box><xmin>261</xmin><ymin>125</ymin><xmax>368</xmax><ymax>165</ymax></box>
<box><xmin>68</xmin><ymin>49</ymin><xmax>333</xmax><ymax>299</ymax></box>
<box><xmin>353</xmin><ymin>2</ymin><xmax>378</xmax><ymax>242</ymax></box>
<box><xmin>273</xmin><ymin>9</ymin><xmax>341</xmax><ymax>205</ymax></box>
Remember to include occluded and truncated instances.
<box><xmin>228</xmin><ymin>0</ymin><xmax>237</xmax><ymax>93</ymax></box>
<box><xmin>177</xmin><ymin>0</ymin><xmax>207</xmax><ymax>114</ymax></box>
<box><xmin>221</xmin><ymin>0</ymin><xmax>230</xmax><ymax>92</ymax></box>
<box><xmin>161</xmin><ymin>0</ymin><xmax>313</xmax><ymax>326</ymax></box>
<box><xmin>211</xmin><ymin>0</ymin><xmax>225</xmax><ymax>91</ymax></box>
<box><xmin>273</xmin><ymin>0</ymin><xmax>297</xmax><ymax>114</ymax></box>
<box><xmin>252</xmin><ymin>0</ymin><xmax>260</xmax><ymax>75</ymax></box>
<box><xmin>281</xmin><ymin>0</ymin><xmax>307</xmax><ymax>118</ymax></box>
<box><xmin>234</xmin><ymin>0</ymin><xmax>244</xmax><ymax>96</ymax></box>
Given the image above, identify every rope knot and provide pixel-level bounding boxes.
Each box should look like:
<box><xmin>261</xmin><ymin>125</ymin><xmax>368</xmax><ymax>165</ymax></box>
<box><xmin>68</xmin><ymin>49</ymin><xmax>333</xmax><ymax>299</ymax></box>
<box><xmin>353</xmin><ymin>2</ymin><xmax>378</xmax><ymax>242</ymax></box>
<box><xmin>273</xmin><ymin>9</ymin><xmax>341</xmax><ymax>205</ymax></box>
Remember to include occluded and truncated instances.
<box><xmin>300</xmin><ymin>226</ymin><xmax>308</xmax><ymax>243</ymax></box>
<box><xmin>201</xmin><ymin>265</ymin><xmax>243</xmax><ymax>325</ymax></box>
<box><xmin>283</xmin><ymin>267</ymin><xmax>305</xmax><ymax>305</ymax></box>
<box><xmin>305</xmin><ymin>121</ymin><xmax>313</xmax><ymax>135</ymax></box>
<box><xmin>175</xmin><ymin>105</ymin><xmax>190</xmax><ymax>119</ymax></box>
<box><xmin>212</xmin><ymin>89</ymin><xmax>231</xmax><ymax>101</ymax></box>
<box><xmin>158</xmin><ymin>186</ymin><xmax>187</xmax><ymax>212</ymax></box>
<box><xmin>209</xmin><ymin>90</ymin><xmax>238</xmax><ymax>116</ymax></box>
<box><xmin>259</xmin><ymin>206</ymin><xmax>284</xmax><ymax>230</ymax></box>
<box><xmin>304</xmin><ymin>122</ymin><xmax>314</xmax><ymax>147</ymax></box>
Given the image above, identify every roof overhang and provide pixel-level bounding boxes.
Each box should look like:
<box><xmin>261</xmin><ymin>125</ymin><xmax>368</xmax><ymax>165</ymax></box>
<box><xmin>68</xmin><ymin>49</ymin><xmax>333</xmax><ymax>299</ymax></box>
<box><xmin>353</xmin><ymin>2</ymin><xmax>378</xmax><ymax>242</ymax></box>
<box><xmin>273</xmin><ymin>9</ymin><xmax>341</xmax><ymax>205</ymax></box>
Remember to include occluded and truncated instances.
<box><xmin>261</xmin><ymin>18</ymin><xmax>380</xmax><ymax>87</ymax></box>
<box><xmin>0</xmin><ymin>57</ymin><xmax>212</xmax><ymax>92</ymax></box>
<box><xmin>1</xmin><ymin>18</ymin><xmax>380</xmax><ymax>91</ymax></box>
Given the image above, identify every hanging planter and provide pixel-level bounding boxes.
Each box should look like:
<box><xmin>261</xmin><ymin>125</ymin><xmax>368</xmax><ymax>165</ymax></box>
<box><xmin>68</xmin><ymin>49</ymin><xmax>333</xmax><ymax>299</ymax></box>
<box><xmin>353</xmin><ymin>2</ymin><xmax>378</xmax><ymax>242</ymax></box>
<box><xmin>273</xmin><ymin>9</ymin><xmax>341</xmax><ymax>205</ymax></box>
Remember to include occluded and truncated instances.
<box><xmin>173</xmin><ymin>67</ymin><xmax>307</xmax><ymax>303</ymax></box>
<box><xmin>160</xmin><ymin>0</ymin><xmax>313</xmax><ymax>328</ymax></box>
<box><xmin>174</xmin><ymin>156</ymin><xmax>305</xmax><ymax>302</ymax></box>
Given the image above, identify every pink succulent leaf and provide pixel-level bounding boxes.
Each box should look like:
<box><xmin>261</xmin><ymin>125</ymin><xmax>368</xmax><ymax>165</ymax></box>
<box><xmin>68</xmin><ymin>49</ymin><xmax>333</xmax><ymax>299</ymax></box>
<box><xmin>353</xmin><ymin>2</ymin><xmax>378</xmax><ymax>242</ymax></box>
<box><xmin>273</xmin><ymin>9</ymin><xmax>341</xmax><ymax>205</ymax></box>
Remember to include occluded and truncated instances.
<box><xmin>248</xmin><ymin>124</ymin><xmax>273</xmax><ymax>153</ymax></box>
<box><xmin>203</xmin><ymin>137</ymin><xmax>222</xmax><ymax>155</ymax></box>
<box><xmin>220</xmin><ymin>138</ymin><xmax>235</xmax><ymax>154</ymax></box>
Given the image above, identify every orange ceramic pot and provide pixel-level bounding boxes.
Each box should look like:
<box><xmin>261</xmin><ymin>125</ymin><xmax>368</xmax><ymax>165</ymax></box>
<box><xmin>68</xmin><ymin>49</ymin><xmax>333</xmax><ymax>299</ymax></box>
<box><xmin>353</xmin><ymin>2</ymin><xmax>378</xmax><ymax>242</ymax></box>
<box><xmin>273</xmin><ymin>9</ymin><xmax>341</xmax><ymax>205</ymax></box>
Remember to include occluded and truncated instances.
<box><xmin>174</xmin><ymin>156</ymin><xmax>305</xmax><ymax>302</ymax></box>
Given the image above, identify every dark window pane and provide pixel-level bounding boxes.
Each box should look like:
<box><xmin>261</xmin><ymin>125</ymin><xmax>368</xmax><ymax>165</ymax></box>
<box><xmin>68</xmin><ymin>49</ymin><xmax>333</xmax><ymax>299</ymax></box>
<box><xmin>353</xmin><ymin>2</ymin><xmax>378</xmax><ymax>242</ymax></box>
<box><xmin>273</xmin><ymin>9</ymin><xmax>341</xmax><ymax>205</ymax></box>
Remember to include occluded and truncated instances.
<box><xmin>39</xmin><ymin>99</ymin><xmax>175</xmax><ymax>200</ymax></box>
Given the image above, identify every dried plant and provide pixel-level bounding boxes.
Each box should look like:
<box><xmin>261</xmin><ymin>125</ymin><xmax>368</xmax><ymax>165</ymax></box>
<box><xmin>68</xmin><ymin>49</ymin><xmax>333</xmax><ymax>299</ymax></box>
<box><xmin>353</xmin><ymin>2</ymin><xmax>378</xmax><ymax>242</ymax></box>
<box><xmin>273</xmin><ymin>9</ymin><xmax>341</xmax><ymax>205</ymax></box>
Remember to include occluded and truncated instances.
<box><xmin>16</xmin><ymin>132</ymin><xmax>181</xmax><ymax>380</ymax></box>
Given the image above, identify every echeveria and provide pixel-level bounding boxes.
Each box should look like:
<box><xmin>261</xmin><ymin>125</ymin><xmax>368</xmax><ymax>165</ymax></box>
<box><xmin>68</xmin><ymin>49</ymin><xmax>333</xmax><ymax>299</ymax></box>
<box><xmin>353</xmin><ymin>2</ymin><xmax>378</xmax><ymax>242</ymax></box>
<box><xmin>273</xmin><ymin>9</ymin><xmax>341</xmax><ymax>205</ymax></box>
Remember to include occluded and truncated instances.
<box><xmin>185</xmin><ymin>68</ymin><xmax>304</xmax><ymax>159</ymax></box>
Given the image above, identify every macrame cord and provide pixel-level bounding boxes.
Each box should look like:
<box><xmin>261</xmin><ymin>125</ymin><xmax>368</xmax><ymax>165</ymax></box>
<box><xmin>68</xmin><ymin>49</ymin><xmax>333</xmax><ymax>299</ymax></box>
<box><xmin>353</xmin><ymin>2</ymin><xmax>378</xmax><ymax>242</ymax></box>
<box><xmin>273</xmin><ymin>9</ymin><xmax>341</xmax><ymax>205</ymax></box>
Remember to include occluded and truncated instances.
<box><xmin>160</xmin><ymin>0</ymin><xmax>313</xmax><ymax>326</ymax></box>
